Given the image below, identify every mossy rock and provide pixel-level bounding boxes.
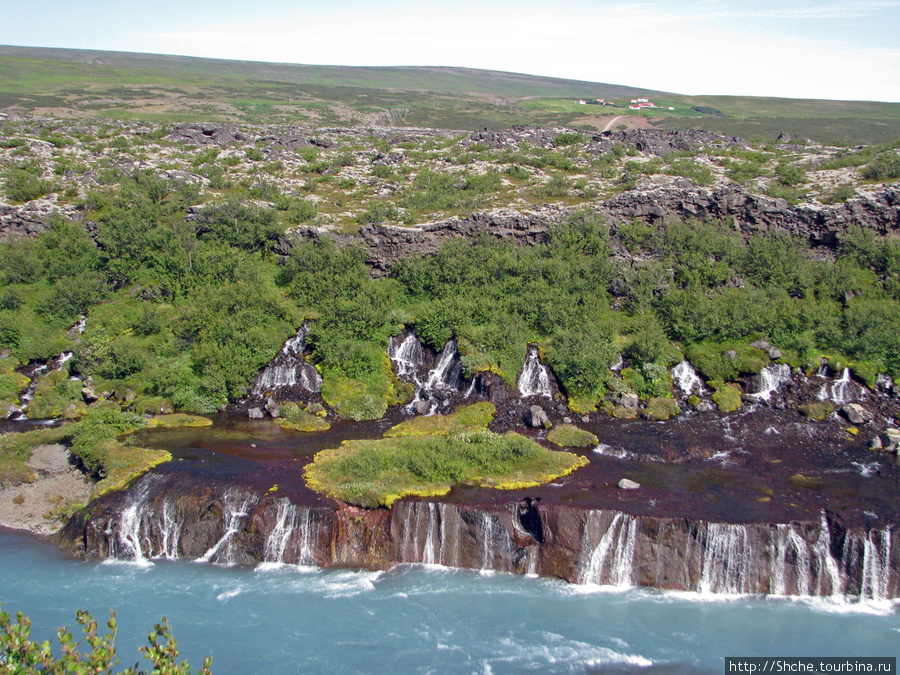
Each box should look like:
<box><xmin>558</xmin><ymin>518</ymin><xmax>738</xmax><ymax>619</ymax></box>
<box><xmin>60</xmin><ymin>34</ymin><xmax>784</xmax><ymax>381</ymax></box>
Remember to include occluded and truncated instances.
<box><xmin>567</xmin><ymin>395</ymin><xmax>599</xmax><ymax>415</ymax></box>
<box><xmin>304</xmin><ymin>430</ymin><xmax>588</xmax><ymax>508</ymax></box>
<box><xmin>26</xmin><ymin>370</ymin><xmax>82</xmax><ymax>419</ymax></box>
<box><xmin>687</xmin><ymin>394</ymin><xmax>701</xmax><ymax>407</ymax></box>
<box><xmin>384</xmin><ymin>402</ymin><xmax>495</xmax><ymax>438</ymax></box>
<box><xmin>799</xmin><ymin>401</ymin><xmax>834</xmax><ymax>420</ymax></box>
<box><xmin>91</xmin><ymin>442</ymin><xmax>172</xmax><ymax>498</ymax></box>
<box><xmin>0</xmin><ymin>371</ymin><xmax>30</xmax><ymax>407</ymax></box>
<box><xmin>145</xmin><ymin>414</ymin><xmax>213</xmax><ymax>429</ymax></box>
<box><xmin>546</xmin><ymin>424</ymin><xmax>599</xmax><ymax>448</ymax></box>
<box><xmin>277</xmin><ymin>402</ymin><xmax>331</xmax><ymax>432</ymax></box>
<box><xmin>613</xmin><ymin>405</ymin><xmax>638</xmax><ymax>420</ymax></box>
<box><xmin>711</xmin><ymin>383</ymin><xmax>742</xmax><ymax>413</ymax></box>
<box><xmin>642</xmin><ymin>397</ymin><xmax>680</xmax><ymax>421</ymax></box>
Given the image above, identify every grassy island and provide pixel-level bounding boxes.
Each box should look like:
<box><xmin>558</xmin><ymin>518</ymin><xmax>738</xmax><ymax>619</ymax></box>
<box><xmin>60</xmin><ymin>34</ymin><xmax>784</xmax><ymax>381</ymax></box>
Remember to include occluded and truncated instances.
<box><xmin>304</xmin><ymin>430</ymin><xmax>588</xmax><ymax>507</ymax></box>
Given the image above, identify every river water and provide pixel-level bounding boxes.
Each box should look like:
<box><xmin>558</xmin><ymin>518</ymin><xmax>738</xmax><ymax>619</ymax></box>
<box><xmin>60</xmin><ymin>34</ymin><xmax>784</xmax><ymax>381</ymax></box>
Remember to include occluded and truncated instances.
<box><xmin>1</xmin><ymin>529</ymin><xmax>897</xmax><ymax>675</ymax></box>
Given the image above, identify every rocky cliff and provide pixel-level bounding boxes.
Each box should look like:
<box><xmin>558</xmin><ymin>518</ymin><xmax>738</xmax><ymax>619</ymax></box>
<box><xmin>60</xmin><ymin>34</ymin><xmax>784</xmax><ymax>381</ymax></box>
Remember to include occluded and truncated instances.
<box><xmin>290</xmin><ymin>185</ymin><xmax>900</xmax><ymax>274</ymax></box>
<box><xmin>60</xmin><ymin>475</ymin><xmax>898</xmax><ymax>600</ymax></box>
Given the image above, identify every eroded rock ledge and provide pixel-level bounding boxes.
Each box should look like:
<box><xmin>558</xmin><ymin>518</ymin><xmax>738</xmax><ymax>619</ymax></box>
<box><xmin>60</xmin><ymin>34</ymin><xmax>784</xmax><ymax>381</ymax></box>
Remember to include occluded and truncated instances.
<box><xmin>291</xmin><ymin>185</ymin><xmax>900</xmax><ymax>274</ymax></box>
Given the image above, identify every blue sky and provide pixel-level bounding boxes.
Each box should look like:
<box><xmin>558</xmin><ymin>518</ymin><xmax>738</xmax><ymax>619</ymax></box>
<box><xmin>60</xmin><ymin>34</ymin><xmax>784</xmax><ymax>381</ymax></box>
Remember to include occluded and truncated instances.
<box><xmin>2</xmin><ymin>0</ymin><xmax>899</xmax><ymax>101</ymax></box>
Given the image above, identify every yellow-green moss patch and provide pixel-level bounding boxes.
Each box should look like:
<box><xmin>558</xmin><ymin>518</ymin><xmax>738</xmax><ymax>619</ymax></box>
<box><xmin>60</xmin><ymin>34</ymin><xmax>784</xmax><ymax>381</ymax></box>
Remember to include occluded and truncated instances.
<box><xmin>277</xmin><ymin>402</ymin><xmax>331</xmax><ymax>432</ymax></box>
<box><xmin>711</xmin><ymin>382</ymin><xmax>742</xmax><ymax>413</ymax></box>
<box><xmin>384</xmin><ymin>402</ymin><xmax>495</xmax><ymax>438</ymax></box>
<box><xmin>546</xmin><ymin>424</ymin><xmax>598</xmax><ymax>448</ymax></box>
<box><xmin>144</xmin><ymin>413</ymin><xmax>213</xmax><ymax>429</ymax></box>
<box><xmin>91</xmin><ymin>441</ymin><xmax>172</xmax><ymax>498</ymax></box>
<box><xmin>304</xmin><ymin>430</ymin><xmax>587</xmax><ymax>507</ymax></box>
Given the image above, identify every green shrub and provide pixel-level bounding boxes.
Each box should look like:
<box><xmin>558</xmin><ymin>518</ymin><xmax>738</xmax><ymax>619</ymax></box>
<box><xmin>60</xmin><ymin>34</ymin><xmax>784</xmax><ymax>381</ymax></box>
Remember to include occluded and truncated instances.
<box><xmin>3</xmin><ymin>169</ymin><xmax>55</xmax><ymax>203</ymax></box>
<box><xmin>554</xmin><ymin>132</ymin><xmax>583</xmax><ymax>147</ymax></box>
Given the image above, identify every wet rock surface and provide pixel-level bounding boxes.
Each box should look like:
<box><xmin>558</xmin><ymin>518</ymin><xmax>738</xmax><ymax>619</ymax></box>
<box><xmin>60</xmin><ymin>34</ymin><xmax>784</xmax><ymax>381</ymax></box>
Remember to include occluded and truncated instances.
<box><xmin>59</xmin><ymin>400</ymin><xmax>900</xmax><ymax>598</ymax></box>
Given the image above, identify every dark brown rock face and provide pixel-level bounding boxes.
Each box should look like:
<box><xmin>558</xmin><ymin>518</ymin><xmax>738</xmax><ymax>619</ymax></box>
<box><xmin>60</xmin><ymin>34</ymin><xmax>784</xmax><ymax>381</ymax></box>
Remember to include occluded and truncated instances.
<box><xmin>59</xmin><ymin>475</ymin><xmax>899</xmax><ymax>600</ymax></box>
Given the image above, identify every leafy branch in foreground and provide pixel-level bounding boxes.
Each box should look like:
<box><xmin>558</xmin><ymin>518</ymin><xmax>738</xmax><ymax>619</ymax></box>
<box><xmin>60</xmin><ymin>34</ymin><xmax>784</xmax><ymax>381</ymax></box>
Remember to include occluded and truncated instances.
<box><xmin>0</xmin><ymin>606</ymin><xmax>212</xmax><ymax>674</ymax></box>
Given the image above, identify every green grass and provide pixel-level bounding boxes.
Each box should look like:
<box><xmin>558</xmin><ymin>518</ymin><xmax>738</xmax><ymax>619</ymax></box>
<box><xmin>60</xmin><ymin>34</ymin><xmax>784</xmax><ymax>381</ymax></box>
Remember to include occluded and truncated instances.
<box><xmin>546</xmin><ymin>424</ymin><xmax>598</xmax><ymax>448</ymax></box>
<box><xmin>304</xmin><ymin>430</ymin><xmax>588</xmax><ymax>507</ymax></box>
<box><xmin>383</xmin><ymin>402</ymin><xmax>495</xmax><ymax>437</ymax></box>
<box><xmin>3</xmin><ymin>46</ymin><xmax>898</xmax><ymax>141</ymax></box>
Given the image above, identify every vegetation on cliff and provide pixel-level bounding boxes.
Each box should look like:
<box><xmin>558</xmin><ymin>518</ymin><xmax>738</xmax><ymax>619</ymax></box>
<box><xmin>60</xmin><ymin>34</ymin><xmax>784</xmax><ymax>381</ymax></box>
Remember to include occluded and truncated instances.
<box><xmin>0</xmin><ymin>115</ymin><xmax>898</xmax><ymax>430</ymax></box>
<box><xmin>303</xmin><ymin>430</ymin><xmax>588</xmax><ymax>507</ymax></box>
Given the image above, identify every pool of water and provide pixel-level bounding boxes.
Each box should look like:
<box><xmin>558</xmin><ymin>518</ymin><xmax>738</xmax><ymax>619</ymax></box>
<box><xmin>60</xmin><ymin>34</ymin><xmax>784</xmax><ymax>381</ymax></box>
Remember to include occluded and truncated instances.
<box><xmin>1</xmin><ymin>530</ymin><xmax>896</xmax><ymax>674</ymax></box>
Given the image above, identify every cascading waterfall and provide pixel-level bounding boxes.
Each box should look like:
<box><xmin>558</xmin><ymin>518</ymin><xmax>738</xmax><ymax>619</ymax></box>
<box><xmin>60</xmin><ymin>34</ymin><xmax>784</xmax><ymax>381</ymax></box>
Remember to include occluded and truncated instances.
<box><xmin>750</xmin><ymin>363</ymin><xmax>792</xmax><ymax>403</ymax></box>
<box><xmin>252</xmin><ymin>324</ymin><xmax>322</xmax><ymax>397</ymax></box>
<box><xmin>155</xmin><ymin>501</ymin><xmax>181</xmax><ymax>560</ymax></box>
<box><xmin>388</xmin><ymin>334</ymin><xmax>473</xmax><ymax>415</ymax></box>
<box><xmin>12</xmin><ymin>351</ymin><xmax>76</xmax><ymax>420</ymax></box>
<box><xmin>425</xmin><ymin>340</ymin><xmax>464</xmax><ymax>393</ymax></box>
<box><xmin>197</xmin><ymin>493</ymin><xmax>256</xmax><ymax>565</ymax></box>
<box><xmin>581</xmin><ymin>512</ymin><xmax>638</xmax><ymax>586</ymax></box>
<box><xmin>671</xmin><ymin>360</ymin><xmax>706</xmax><ymax>398</ymax></box>
<box><xmin>388</xmin><ymin>331</ymin><xmax>426</xmax><ymax>381</ymax></box>
<box><xmin>699</xmin><ymin>523</ymin><xmax>755</xmax><ymax>594</ymax></box>
<box><xmin>517</xmin><ymin>345</ymin><xmax>552</xmax><ymax>399</ymax></box>
<box><xmin>817</xmin><ymin>368</ymin><xmax>859</xmax><ymax>405</ymax></box>
<box><xmin>860</xmin><ymin>529</ymin><xmax>893</xmax><ymax>601</ymax></box>
<box><xmin>262</xmin><ymin>500</ymin><xmax>317</xmax><ymax>566</ymax></box>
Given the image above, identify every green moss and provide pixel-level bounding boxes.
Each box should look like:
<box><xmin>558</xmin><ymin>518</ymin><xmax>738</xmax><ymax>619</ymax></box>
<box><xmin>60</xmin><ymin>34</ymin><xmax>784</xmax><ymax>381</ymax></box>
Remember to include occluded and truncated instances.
<box><xmin>799</xmin><ymin>401</ymin><xmax>834</xmax><ymax>420</ymax></box>
<box><xmin>304</xmin><ymin>430</ymin><xmax>588</xmax><ymax>507</ymax></box>
<box><xmin>277</xmin><ymin>402</ymin><xmax>331</xmax><ymax>432</ymax></box>
<box><xmin>546</xmin><ymin>424</ymin><xmax>598</xmax><ymax>448</ymax></box>
<box><xmin>26</xmin><ymin>370</ymin><xmax>83</xmax><ymax>419</ymax></box>
<box><xmin>144</xmin><ymin>414</ymin><xmax>213</xmax><ymax>429</ymax></box>
<box><xmin>643</xmin><ymin>397</ymin><xmax>680</xmax><ymax>420</ymax></box>
<box><xmin>91</xmin><ymin>442</ymin><xmax>171</xmax><ymax>497</ymax></box>
<box><xmin>384</xmin><ymin>402</ymin><xmax>495</xmax><ymax>438</ymax></box>
<box><xmin>711</xmin><ymin>382</ymin><xmax>743</xmax><ymax>412</ymax></box>
<box><xmin>0</xmin><ymin>371</ymin><xmax>30</xmax><ymax>407</ymax></box>
<box><xmin>567</xmin><ymin>395</ymin><xmax>599</xmax><ymax>414</ymax></box>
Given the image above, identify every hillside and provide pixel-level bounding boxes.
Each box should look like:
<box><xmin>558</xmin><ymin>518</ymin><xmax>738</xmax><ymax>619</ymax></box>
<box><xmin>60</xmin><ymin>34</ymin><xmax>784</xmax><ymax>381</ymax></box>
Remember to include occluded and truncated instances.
<box><xmin>2</xmin><ymin>45</ymin><xmax>899</xmax><ymax>143</ymax></box>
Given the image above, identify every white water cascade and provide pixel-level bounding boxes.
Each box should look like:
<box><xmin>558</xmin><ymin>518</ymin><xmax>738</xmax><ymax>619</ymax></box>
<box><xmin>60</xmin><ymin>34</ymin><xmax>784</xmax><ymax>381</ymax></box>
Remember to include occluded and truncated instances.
<box><xmin>580</xmin><ymin>512</ymin><xmax>638</xmax><ymax>586</ymax></box>
<box><xmin>750</xmin><ymin>363</ymin><xmax>792</xmax><ymax>403</ymax></box>
<box><xmin>262</xmin><ymin>500</ymin><xmax>317</xmax><ymax>566</ymax></box>
<box><xmin>388</xmin><ymin>333</ymin><xmax>473</xmax><ymax>415</ymax></box>
<box><xmin>517</xmin><ymin>345</ymin><xmax>552</xmax><ymax>399</ymax></box>
<box><xmin>252</xmin><ymin>324</ymin><xmax>322</xmax><ymax>397</ymax></box>
<box><xmin>671</xmin><ymin>360</ymin><xmax>706</xmax><ymax>398</ymax></box>
<box><xmin>12</xmin><ymin>351</ymin><xmax>76</xmax><ymax>420</ymax></box>
<box><xmin>817</xmin><ymin>368</ymin><xmax>860</xmax><ymax>406</ymax></box>
<box><xmin>197</xmin><ymin>493</ymin><xmax>257</xmax><ymax>565</ymax></box>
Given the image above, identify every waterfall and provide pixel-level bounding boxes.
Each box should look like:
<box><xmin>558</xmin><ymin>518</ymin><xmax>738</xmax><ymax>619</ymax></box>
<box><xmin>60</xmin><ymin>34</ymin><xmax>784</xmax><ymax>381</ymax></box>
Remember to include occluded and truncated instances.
<box><xmin>517</xmin><ymin>345</ymin><xmax>552</xmax><ymax>399</ymax></box>
<box><xmin>197</xmin><ymin>493</ymin><xmax>256</xmax><ymax>565</ymax></box>
<box><xmin>107</xmin><ymin>482</ymin><xmax>151</xmax><ymax>565</ymax></box>
<box><xmin>388</xmin><ymin>333</ymin><xmax>473</xmax><ymax>415</ymax></box>
<box><xmin>251</xmin><ymin>324</ymin><xmax>322</xmax><ymax>397</ymax></box>
<box><xmin>12</xmin><ymin>351</ymin><xmax>76</xmax><ymax>420</ymax></box>
<box><xmin>155</xmin><ymin>501</ymin><xmax>181</xmax><ymax>560</ymax></box>
<box><xmin>388</xmin><ymin>332</ymin><xmax>426</xmax><ymax>381</ymax></box>
<box><xmin>860</xmin><ymin>529</ymin><xmax>893</xmax><ymax>601</ymax></box>
<box><xmin>425</xmin><ymin>340</ymin><xmax>464</xmax><ymax>392</ymax></box>
<box><xmin>750</xmin><ymin>364</ymin><xmax>792</xmax><ymax>403</ymax></box>
<box><xmin>671</xmin><ymin>360</ymin><xmax>706</xmax><ymax>397</ymax></box>
<box><xmin>817</xmin><ymin>368</ymin><xmax>859</xmax><ymax>405</ymax></box>
<box><xmin>581</xmin><ymin>512</ymin><xmax>638</xmax><ymax>586</ymax></box>
<box><xmin>262</xmin><ymin>500</ymin><xmax>317</xmax><ymax>566</ymax></box>
<box><xmin>700</xmin><ymin>523</ymin><xmax>754</xmax><ymax>594</ymax></box>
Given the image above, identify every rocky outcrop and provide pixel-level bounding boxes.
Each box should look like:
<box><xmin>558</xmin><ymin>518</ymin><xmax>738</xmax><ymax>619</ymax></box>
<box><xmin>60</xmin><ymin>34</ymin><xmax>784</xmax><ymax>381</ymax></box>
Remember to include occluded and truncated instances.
<box><xmin>289</xmin><ymin>185</ymin><xmax>900</xmax><ymax>272</ymax></box>
<box><xmin>600</xmin><ymin>185</ymin><xmax>900</xmax><ymax>245</ymax></box>
<box><xmin>292</xmin><ymin>209</ymin><xmax>563</xmax><ymax>274</ymax></box>
<box><xmin>60</xmin><ymin>477</ymin><xmax>899</xmax><ymax>599</ymax></box>
<box><xmin>0</xmin><ymin>199</ymin><xmax>83</xmax><ymax>240</ymax></box>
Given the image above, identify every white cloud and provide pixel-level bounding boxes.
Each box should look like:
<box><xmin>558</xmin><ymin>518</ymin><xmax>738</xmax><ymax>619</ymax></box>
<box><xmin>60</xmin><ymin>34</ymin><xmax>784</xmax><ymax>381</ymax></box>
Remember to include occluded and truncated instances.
<box><xmin>123</xmin><ymin>3</ymin><xmax>900</xmax><ymax>101</ymax></box>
